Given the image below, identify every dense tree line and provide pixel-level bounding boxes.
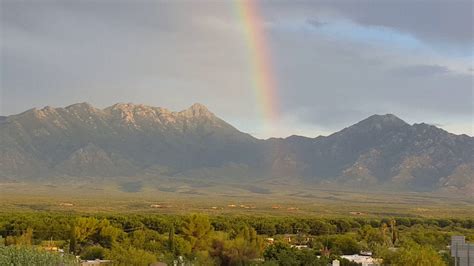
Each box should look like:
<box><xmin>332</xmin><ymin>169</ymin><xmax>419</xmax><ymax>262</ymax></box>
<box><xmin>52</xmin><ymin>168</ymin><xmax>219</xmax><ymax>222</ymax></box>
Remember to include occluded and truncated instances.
<box><xmin>0</xmin><ymin>213</ymin><xmax>472</xmax><ymax>265</ymax></box>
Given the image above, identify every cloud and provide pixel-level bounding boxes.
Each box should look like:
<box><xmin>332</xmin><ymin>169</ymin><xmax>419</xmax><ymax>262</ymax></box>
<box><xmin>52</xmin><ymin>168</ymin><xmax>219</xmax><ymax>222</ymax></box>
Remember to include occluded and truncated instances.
<box><xmin>306</xmin><ymin>18</ymin><xmax>328</xmax><ymax>28</ymax></box>
<box><xmin>263</xmin><ymin>0</ymin><xmax>474</xmax><ymax>49</ymax></box>
<box><xmin>0</xmin><ymin>0</ymin><xmax>472</xmax><ymax>137</ymax></box>
<box><xmin>390</xmin><ymin>65</ymin><xmax>450</xmax><ymax>77</ymax></box>
<box><xmin>0</xmin><ymin>1</ymin><xmax>257</xmax><ymax>117</ymax></box>
<box><xmin>269</xmin><ymin>23</ymin><xmax>472</xmax><ymax>133</ymax></box>
<box><xmin>429</xmin><ymin>123</ymin><xmax>444</xmax><ymax>128</ymax></box>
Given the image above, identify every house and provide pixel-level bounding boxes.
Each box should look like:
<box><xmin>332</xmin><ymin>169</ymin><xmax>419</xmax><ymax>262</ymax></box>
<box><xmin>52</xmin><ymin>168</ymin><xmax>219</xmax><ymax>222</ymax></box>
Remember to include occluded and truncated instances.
<box><xmin>283</xmin><ymin>234</ymin><xmax>292</xmax><ymax>243</ymax></box>
<box><xmin>290</xmin><ymin>244</ymin><xmax>308</xmax><ymax>250</ymax></box>
<box><xmin>341</xmin><ymin>254</ymin><xmax>381</xmax><ymax>266</ymax></box>
<box><xmin>265</xmin><ymin>237</ymin><xmax>274</xmax><ymax>244</ymax></box>
<box><xmin>81</xmin><ymin>259</ymin><xmax>112</xmax><ymax>265</ymax></box>
<box><xmin>43</xmin><ymin>246</ymin><xmax>59</xmax><ymax>252</ymax></box>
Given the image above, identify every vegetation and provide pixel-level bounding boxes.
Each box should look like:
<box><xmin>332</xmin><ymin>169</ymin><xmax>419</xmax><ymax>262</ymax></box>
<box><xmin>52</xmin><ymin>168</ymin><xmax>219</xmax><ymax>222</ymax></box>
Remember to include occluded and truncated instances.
<box><xmin>0</xmin><ymin>213</ymin><xmax>471</xmax><ymax>265</ymax></box>
<box><xmin>0</xmin><ymin>246</ymin><xmax>77</xmax><ymax>265</ymax></box>
<box><xmin>377</xmin><ymin>243</ymin><xmax>446</xmax><ymax>266</ymax></box>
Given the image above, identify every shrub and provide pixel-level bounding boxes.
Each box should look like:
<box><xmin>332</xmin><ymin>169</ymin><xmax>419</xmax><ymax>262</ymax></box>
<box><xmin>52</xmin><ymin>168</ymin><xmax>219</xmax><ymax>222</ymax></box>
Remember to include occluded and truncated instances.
<box><xmin>0</xmin><ymin>246</ymin><xmax>78</xmax><ymax>265</ymax></box>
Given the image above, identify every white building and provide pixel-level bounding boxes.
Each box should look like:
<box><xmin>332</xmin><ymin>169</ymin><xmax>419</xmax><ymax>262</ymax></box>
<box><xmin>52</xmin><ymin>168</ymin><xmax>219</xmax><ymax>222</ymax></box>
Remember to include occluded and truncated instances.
<box><xmin>451</xmin><ymin>236</ymin><xmax>474</xmax><ymax>266</ymax></box>
<box><xmin>341</xmin><ymin>254</ymin><xmax>380</xmax><ymax>266</ymax></box>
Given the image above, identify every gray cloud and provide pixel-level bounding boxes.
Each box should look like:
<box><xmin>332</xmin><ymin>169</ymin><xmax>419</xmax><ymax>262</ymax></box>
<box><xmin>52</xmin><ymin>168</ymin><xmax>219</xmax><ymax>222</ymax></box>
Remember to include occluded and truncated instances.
<box><xmin>1</xmin><ymin>0</ymin><xmax>472</xmax><ymax>137</ymax></box>
<box><xmin>1</xmin><ymin>1</ymin><xmax>256</xmax><ymax>117</ymax></box>
<box><xmin>334</xmin><ymin>0</ymin><xmax>473</xmax><ymax>46</ymax></box>
<box><xmin>271</xmin><ymin>28</ymin><xmax>472</xmax><ymax>131</ymax></box>
<box><xmin>390</xmin><ymin>65</ymin><xmax>450</xmax><ymax>77</ymax></box>
<box><xmin>264</xmin><ymin>0</ymin><xmax>474</xmax><ymax>49</ymax></box>
<box><xmin>306</xmin><ymin>18</ymin><xmax>328</xmax><ymax>28</ymax></box>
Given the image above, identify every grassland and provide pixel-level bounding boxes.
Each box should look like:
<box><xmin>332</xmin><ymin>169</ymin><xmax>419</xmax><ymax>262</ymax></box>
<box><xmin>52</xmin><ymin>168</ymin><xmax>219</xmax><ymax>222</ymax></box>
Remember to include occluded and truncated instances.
<box><xmin>1</xmin><ymin>179</ymin><xmax>472</xmax><ymax>218</ymax></box>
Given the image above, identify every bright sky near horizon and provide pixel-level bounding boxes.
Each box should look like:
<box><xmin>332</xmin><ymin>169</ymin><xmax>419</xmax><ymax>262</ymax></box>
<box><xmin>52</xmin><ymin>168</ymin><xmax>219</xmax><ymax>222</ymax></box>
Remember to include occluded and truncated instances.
<box><xmin>1</xmin><ymin>0</ymin><xmax>473</xmax><ymax>138</ymax></box>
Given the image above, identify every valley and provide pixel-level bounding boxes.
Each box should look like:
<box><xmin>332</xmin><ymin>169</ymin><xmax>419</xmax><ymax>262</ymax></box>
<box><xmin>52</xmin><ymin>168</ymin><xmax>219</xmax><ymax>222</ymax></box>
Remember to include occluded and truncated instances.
<box><xmin>1</xmin><ymin>180</ymin><xmax>472</xmax><ymax>218</ymax></box>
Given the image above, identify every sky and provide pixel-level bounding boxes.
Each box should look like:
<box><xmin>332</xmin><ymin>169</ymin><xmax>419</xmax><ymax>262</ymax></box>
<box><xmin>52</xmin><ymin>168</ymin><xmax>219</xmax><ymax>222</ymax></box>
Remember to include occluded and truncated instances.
<box><xmin>1</xmin><ymin>0</ymin><xmax>473</xmax><ymax>138</ymax></box>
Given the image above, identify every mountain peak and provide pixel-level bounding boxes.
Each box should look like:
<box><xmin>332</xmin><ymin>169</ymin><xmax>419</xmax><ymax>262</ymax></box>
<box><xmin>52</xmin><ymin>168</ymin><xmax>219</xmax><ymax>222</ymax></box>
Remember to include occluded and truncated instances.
<box><xmin>332</xmin><ymin>113</ymin><xmax>409</xmax><ymax>137</ymax></box>
<box><xmin>105</xmin><ymin>103</ymin><xmax>169</xmax><ymax>113</ymax></box>
<box><xmin>65</xmin><ymin>102</ymin><xmax>95</xmax><ymax>112</ymax></box>
<box><xmin>107</xmin><ymin>102</ymin><xmax>136</xmax><ymax>111</ymax></box>
<box><xmin>358</xmin><ymin>114</ymin><xmax>408</xmax><ymax>128</ymax></box>
<box><xmin>179</xmin><ymin>103</ymin><xmax>214</xmax><ymax>118</ymax></box>
<box><xmin>189</xmin><ymin>103</ymin><xmax>209</xmax><ymax>111</ymax></box>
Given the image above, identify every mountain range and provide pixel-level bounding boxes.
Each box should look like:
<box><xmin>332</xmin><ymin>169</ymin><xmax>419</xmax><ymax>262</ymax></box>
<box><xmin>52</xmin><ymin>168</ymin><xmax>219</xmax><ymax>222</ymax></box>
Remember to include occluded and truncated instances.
<box><xmin>0</xmin><ymin>103</ymin><xmax>472</xmax><ymax>194</ymax></box>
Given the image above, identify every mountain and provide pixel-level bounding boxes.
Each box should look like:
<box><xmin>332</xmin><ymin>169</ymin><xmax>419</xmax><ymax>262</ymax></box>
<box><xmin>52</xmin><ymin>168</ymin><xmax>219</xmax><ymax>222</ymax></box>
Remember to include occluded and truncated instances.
<box><xmin>270</xmin><ymin>115</ymin><xmax>473</xmax><ymax>192</ymax></box>
<box><xmin>0</xmin><ymin>103</ymin><xmax>472</xmax><ymax>193</ymax></box>
<box><xmin>0</xmin><ymin>103</ymin><xmax>259</xmax><ymax>177</ymax></box>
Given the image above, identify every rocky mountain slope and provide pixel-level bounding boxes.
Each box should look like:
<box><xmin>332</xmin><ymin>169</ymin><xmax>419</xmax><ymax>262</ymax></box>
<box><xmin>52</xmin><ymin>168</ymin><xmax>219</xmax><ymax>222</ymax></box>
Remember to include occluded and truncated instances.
<box><xmin>0</xmin><ymin>103</ymin><xmax>472</xmax><ymax>193</ymax></box>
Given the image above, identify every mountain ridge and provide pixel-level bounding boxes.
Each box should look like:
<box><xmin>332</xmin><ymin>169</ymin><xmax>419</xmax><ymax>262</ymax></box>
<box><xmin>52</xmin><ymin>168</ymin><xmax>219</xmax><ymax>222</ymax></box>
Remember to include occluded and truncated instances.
<box><xmin>0</xmin><ymin>103</ymin><xmax>472</xmax><ymax>194</ymax></box>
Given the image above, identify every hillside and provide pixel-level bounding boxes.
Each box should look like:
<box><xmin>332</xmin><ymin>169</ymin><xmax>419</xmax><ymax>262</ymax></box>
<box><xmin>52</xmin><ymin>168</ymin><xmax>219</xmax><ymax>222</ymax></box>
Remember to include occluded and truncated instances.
<box><xmin>0</xmin><ymin>103</ymin><xmax>472</xmax><ymax>193</ymax></box>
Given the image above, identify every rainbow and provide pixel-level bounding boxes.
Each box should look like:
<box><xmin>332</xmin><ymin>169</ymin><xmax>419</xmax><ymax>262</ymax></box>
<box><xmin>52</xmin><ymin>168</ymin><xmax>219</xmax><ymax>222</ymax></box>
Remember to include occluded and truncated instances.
<box><xmin>235</xmin><ymin>0</ymin><xmax>279</xmax><ymax>133</ymax></box>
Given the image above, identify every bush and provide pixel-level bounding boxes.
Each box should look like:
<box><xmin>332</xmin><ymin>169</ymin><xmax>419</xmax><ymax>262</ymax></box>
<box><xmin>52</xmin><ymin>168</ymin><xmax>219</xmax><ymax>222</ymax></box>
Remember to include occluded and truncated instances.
<box><xmin>0</xmin><ymin>246</ymin><xmax>78</xmax><ymax>265</ymax></box>
<box><xmin>104</xmin><ymin>244</ymin><xmax>157</xmax><ymax>265</ymax></box>
<box><xmin>378</xmin><ymin>243</ymin><xmax>445</xmax><ymax>266</ymax></box>
<box><xmin>80</xmin><ymin>245</ymin><xmax>106</xmax><ymax>260</ymax></box>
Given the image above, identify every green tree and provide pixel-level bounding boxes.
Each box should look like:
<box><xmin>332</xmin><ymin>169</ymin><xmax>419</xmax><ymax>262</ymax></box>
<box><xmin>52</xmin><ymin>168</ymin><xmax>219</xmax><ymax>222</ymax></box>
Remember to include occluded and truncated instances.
<box><xmin>211</xmin><ymin>226</ymin><xmax>264</xmax><ymax>265</ymax></box>
<box><xmin>80</xmin><ymin>245</ymin><xmax>105</xmax><ymax>260</ymax></box>
<box><xmin>174</xmin><ymin>235</ymin><xmax>192</xmax><ymax>256</ymax></box>
<box><xmin>69</xmin><ymin>226</ymin><xmax>77</xmax><ymax>254</ymax></box>
<box><xmin>98</xmin><ymin>224</ymin><xmax>123</xmax><ymax>248</ymax></box>
<box><xmin>389</xmin><ymin>219</ymin><xmax>398</xmax><ymax>246</ymax></box>
<box><xmin>105</xmin><ymin>244</ymin><xmax>157</xmax><ymax>266</ymax></box>
<box><xmin>308</xmin><ymin>220</ymin><xmax>335</xmax><ymax>236</ymax></box>
<box><xmin>332</xmin><ymin>235</ymin><xmax>360</xmax><ymax>255</ymax></box>
<box><xmin>264</xmin><ymin>242</ymin><xmax>299</xmax><ymax>265</ymax></box>
<box><xmin>168</xmin><ymin>223</ymin><xmax>175</xmax><ymax>255</ymax></box>
<box><xmin>74</xmin><ymin>217</ymin><xmax>101</xmax><ymax>244</ymax></box>
<box><xmin>379</xmin><ymin>243</ymin><xmax>445</xmax><ymax>266</ymax></box>
<box><xmin>7</xmin><ymin>228</ymin><xmax>33</xmax><ymax>246</ymax></box>
<box><xmin>128</xmin><ymin>229</ymin><xmax>164</xmax><ymax>253</ymax></box>
<box><xmin>181</xmin><ymin>214</ymin><xmax>212</xmax><ymax>253</ymax></box>
<box><xmin>358</xmin><ymin>225</ymin><xmax>384</xmax><ymax>250</ymax></box>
